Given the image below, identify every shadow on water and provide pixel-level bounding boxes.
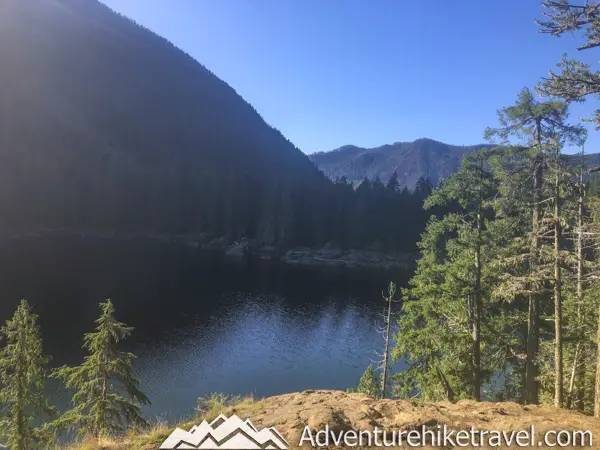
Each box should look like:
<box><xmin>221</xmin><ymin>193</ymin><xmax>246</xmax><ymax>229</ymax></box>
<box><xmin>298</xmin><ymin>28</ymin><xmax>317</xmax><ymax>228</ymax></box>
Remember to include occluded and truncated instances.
<box><xmin>0</xmin><ymin>236</ymin><xmax>409</xmax><ymax>422</ymax></box>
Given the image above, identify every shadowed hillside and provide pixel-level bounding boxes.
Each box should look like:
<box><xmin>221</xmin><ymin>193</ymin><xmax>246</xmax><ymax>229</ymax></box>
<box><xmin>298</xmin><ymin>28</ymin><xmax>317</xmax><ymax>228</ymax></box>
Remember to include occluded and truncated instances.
<box><xmin>0</xmin><ymin>0</ymin><xmax>324</xmax><ymax>236</ymax></box>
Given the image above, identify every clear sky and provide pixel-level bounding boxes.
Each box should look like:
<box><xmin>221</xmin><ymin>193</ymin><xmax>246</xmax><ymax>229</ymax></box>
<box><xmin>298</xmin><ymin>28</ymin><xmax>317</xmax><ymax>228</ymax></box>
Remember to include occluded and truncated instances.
<box><xmin>99</xmin><ymin>0</ymin><xmax>598</xmax><ymax>154</ymax></box>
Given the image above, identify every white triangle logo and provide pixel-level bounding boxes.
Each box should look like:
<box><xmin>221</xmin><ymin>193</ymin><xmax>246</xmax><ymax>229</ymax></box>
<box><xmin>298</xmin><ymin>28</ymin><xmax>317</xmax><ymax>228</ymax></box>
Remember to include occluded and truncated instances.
<box><xmin>159</xmin><ymin>414</ymin><xmax>288</xmax><ymax>449</ymax></box>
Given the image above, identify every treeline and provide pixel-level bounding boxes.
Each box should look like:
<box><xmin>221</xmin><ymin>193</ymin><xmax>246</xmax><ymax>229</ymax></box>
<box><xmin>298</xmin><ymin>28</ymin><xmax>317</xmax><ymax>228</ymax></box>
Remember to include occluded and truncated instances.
<box><xmin>0</xmin><ymin>299</ymin><xmax>149</xmax><ymax>449</ymax></box>
<box><xmin>1</xmin><ymin>150</ymin><xmax>436</xmax><ymax>253</ymax></box>
<box><xmin>323</xmin><ymin>175</ymin><xmax>434</xmax><ymax>251</ymax></box>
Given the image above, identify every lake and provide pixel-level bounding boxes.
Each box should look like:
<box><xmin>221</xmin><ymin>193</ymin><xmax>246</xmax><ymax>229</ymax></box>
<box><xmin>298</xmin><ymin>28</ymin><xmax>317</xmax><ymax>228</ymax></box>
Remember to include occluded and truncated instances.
<box><xmin>0</xmin><ymin>236</ymin><xmax>408</xmax><ymax>423</ymax></box>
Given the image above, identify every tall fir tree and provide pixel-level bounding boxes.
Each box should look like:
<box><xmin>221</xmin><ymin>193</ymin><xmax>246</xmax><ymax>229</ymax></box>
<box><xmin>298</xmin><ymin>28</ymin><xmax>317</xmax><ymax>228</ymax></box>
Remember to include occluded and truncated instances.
<box><xmin>485</xmin><ymin>87</ymin><xmax>585</xmax><ymax>404</ymax></box>
<box><xmin>393</xmin><ymin>149</ymin><xmax>501</xmax><ymax>401</ymax></box>
<box><xmin>53</xmin><ymin>300</ymin><xmax>150</xmax><ymax>439</ymax></box>
<box><xmin>536</xmin><ymin>0</ymin><xmax>600</xmax><ymax>414</ymax></box>
<box><xmin>355</xmin><ymin>364</ymin><xmax>381</xmax><ymax>398</ymax></box>
<box><xmin>0</xmin><ymin>300</ymin><xmax>54</xmax><ymax>450</ymax></box>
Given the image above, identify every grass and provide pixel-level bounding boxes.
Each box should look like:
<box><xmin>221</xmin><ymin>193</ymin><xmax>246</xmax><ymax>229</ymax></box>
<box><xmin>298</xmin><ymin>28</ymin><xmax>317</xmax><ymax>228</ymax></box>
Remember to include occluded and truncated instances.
<box><xmin>66</xmin><ymin>394</ymin><xmax>263</xmax><ymax>450</ymax></box>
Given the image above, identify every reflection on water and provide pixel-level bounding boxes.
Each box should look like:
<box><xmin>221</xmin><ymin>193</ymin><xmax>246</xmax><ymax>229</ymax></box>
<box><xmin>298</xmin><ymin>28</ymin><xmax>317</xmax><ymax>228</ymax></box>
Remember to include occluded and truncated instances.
<box><xmin>132</xmin><ymin>293</ymin><xmax>392</xmax><ymax>421</ymax></box>
<box><xmin>0</xmin><ymin>237</ymin><xmax>407</xmax><ymax>422</ymax></box>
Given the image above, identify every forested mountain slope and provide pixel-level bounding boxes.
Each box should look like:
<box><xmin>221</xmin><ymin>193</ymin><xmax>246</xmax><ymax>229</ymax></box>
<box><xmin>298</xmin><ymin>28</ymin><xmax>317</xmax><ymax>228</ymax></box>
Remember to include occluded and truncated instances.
<box><xmin>310</xmin><ymin>138</ymin><xmax>494</xmax><ymax>187</ymax></box>
<box><xmin>0</xmin><ymin>0</ymin><xmax>325</xmax><ymax>239</ymax></box>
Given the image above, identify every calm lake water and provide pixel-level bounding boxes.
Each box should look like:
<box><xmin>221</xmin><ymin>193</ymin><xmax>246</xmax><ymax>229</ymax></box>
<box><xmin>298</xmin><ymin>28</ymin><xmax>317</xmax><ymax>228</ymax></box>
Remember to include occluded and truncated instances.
<box><xmin>0</xmin><ymin>237</ymin><xmax>408</xmax><ymax>423</ymax></box>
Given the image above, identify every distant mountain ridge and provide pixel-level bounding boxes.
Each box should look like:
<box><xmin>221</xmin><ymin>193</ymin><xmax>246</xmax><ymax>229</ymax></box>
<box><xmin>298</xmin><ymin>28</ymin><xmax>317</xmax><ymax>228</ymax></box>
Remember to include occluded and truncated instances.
<box><xmin>309</xmin><ymin>138</ymin><xmax>495</xmax><ymax>188</ymax></box>
<box><xmin>310</xmin><ymin>138</ymin><xmax>600</xmax><ymax>188</ymax></box>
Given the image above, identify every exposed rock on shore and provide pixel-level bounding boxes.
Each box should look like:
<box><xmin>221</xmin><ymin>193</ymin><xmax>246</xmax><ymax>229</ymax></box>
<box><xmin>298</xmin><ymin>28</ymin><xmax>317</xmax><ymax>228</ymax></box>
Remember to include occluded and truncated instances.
<box><xmin>234</xmin><ymin>390</ymin><xmax>599</xmax><ymax>449</ymax></box>
<box><xmin>279</xmin><ymin>247</ymin><xmax>414</xmax><ymax>270</ymax></box>
<box><xmin>221</xmin><ymin>238</ymin><xmax>415</xmax><ymax>270</ymax></box>
<box><xmin>0</xmin><ymin>230</ymin><xmax>416</xmax><ymax>271</ymax></box>
<box><xmin>81</xmin><ymin>390</ymin><xmax>600</xmax><ymax>449</ymax></box>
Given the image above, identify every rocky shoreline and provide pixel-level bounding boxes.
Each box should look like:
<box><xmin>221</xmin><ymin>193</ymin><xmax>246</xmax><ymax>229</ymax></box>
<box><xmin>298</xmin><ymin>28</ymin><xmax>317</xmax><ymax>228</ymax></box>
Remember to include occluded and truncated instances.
<box><xmin>0</xmin><ymin>229</ymin><xmax>417</xmax><ymax>271</ymax></box>
<box><xmin>223</xmin><ymin>241</ymin><xmax>416</xmax><ymax>270</ymax></box>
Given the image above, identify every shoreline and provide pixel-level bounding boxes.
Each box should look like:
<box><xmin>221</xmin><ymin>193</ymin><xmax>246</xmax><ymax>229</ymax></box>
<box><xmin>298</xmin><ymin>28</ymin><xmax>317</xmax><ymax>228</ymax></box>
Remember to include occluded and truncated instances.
<box><xmin>0</xmin><ymin>229</ymin><xmax>417</xmax><ymax>271</ymax></box>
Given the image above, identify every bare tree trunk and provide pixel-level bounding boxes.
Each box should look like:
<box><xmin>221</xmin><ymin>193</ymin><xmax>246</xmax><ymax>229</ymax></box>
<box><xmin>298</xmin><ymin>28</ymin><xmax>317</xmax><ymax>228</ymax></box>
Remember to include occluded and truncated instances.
<box><xmin>595</xmin><ymin>305</ymin><xmax>600</xmax><ymax>418</ymax></box>
<box><xmin>381</xmin><ymin>282</ymin><xmax>394</xmax><ymax>399</ymax></box>
<box><xmin>473</xmin><ymin>208</ymin><xmax>482</xmax><ymax>401</ymax></box>
<box><xmin>575</xmin><ymin>148</ymin><xmax>586</xmax><ymax>411</ymax></box>
<box><xmin>554</xmin><ymin>142</ymin><xmax>563</xmax><ymax>408</ymax></box>
<box><xmin>526</xmin><ymin>120</ymin><xmax>543</xmax><ymax>405</ymax></box>
<box><xmin>567</xmin><ymin>343</ymin><xmax>580</xmax><ymax>409</ymax></box>
<box><xmin>526</xmin><ymin>296</ymin><xmax>539</xmax><ymax>404</ymax></box>
<box><xmin>97</xmin><ymin>373</ymin><xmax>108</xmax><ymax>439</ymax></box>
<box><xmin>526</xmin><ymin>157</ymin><xmax>542</xmax><ymax>404</ymax></box>
<box><xmin>436</xmin><ymin>366</ymin><xmax>455</xmax><ymax>402</ymax></box>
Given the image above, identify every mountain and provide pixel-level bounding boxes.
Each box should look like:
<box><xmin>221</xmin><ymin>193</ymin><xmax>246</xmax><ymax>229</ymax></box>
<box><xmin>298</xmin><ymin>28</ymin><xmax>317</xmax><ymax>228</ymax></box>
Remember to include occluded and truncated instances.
<box><xmin>0</xmin><ymin>0</ymin><xmax>325</xmax><ymax>236</ymax></box>
<box><xmin>310</xmin><ymin>138</ymin><xmax>600</xmax><ymax>189</ymax></box>
<box><xmin>309</xmin><ymin>138</ymin><xmax>495</xmax><ymax>188</ymax></box>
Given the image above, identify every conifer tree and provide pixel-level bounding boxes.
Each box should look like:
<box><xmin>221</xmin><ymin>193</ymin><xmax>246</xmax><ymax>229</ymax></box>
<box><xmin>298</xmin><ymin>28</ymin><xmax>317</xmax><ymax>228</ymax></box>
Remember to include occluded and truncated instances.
<box><xmin>53</xmin><ymin>300</ymin><xmax>150</xmax><ymax>439</ymax></box>
<box><xmin>0</xmin><ymin>299</ymin><xmax>54</xmax><ymax>450</ymax></box>
<box><xmin>585</xmin><ymin>197</ymin><xmax>600</xmax><ymax>417</ymax></box>
<box><xmin>485</xmin><ymin>88</ymin><xmax>585</xmax><ymax>404</ymax></box>
<box><xmin>571</xmin><ymin>147</ymin><xmax>587</xmax><ymax>411</ymax></box>
<box><xmin>559</xmin><ymin>174</ymin><xmax>598</xmax><ymax>414</ymax></box>
<box><xmin>356</xmin><ymin>364</ymin><xmax>381</xmax><ymax>398</ymax></box>
<box><xmin>537</xmin><ymin>1</ymin><xmax>600</xmax><ymax>128</ymax></box>
<box><xmin>393</xmin><ymin>149</ymin><xmax>500</xmax><ymax>401</ymax></box>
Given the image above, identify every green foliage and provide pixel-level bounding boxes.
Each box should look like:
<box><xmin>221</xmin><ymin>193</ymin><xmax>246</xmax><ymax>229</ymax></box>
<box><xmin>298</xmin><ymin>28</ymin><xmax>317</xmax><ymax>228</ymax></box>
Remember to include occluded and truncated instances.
<box><xmin>328</xmin><ymin>174</ymin><xmax>433</xmax><ymax>252</ymax></box>
<box><xmin>52</xmin><ymin>300</ymin><xmax>150</xmax><ymax>439</ymax></box>
<box><xmin>196</xmin><ymin>393</ymin><xmax>243</xmax><ymax>418</ymax></box>
<box><xmin>0</xmin><ymin>300</ymin><xmax>54</xmax><ymax>450</ymax></box>
<box><xmin>537</xmin><ymin>1</ymin><xmax>600</xmax><ymax>128</ymax></box>
<box><xmin>484</xmin><ymin>87</ymin><xmax>586</xmax><ymax>148</ymax></box>
<box><xmin>393</xmin><ymin>149</ymin><xmax>510</xmax><ymax>401</ymax></box>
<box><xmin>588</xmin><ymin>173</ymin><xmax>600</xmax><ymax>197</ymax></box>
<box><xmin>356</xmin><ymin>364</ymin><xmax>381</xmax><ymax>398</ymax></box>
<box><xmin>389</xmin><ymin>80</ymin><xmax>600</xmax><ymax>410</ymax></box>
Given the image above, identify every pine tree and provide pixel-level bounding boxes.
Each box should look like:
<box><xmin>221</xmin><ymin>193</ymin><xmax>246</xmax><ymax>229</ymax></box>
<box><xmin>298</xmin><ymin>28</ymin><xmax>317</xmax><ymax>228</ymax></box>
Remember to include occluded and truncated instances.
<box><xmin>393</xmin><ymin>149</ymin><xmax>500</xmax><ymax>401</ymax></box>
<box><xmin>485</xmin><ymin>88</ymin><xmax>585</xmax><ymax>404</ymax></box>
<box><xmin>53</xmin><ymin>300</ymin><xmax>150</xmax><ymax>439</ymax></box>
<box><xmin>536</xmin><ymin>1</ymin><xmax>600</xmax><ymax>413</ymax></box>
<box><xmin>537</xmin><ymin>1</ymin><xmax>600</xmax><ymax>128</ymax></box>
<box><xmin>0</xmin><ymin>299</ymin><xmax>54</xmax><ymax>450</ymax></box>
<box><xmin>356</xmin><ymin>364</ymin><xmax>381</xmax><ymax>398</ymax></box>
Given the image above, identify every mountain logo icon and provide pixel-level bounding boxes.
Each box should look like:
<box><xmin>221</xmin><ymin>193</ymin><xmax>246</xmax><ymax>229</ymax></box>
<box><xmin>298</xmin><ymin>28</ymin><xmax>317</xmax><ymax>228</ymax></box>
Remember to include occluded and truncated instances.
<box><xmin>159</xmin><ymin>414</ymin><xmax>289</xmax><ymax>449</ymax></box>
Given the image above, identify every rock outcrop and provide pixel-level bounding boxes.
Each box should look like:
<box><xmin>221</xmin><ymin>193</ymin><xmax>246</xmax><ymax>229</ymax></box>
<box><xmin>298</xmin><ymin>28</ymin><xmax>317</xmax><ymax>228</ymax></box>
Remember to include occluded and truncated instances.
<box><xmin>234</xmin><ymin>390</ymin><xmax>599</xmax><ymax>449</ymax></box>
<box><xmin>73</xmin><ymin>389</ymin><xmax>600</xmax><ymax>449</ymax></box>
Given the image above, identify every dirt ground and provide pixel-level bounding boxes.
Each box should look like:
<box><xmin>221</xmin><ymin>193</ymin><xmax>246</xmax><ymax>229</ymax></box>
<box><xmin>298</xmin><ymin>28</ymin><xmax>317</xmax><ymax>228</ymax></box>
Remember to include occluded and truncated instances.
<box><xmin>238</xmin><ymin>389</ymin><xmax>599</xmax><ymax>449</ymax></box>
<box><xmin>73</xmin><ymin>389</ymin><xmax>600</xmax><ymax>449</ymax></box>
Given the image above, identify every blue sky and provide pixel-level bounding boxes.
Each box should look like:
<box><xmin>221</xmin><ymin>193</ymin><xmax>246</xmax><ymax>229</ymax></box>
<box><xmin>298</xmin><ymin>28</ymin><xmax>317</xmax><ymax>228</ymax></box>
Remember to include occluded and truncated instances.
<box><xmin>100</xmin><ymin>0</ymin><xmax>598</xmax><ymax>154</ymax></box>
